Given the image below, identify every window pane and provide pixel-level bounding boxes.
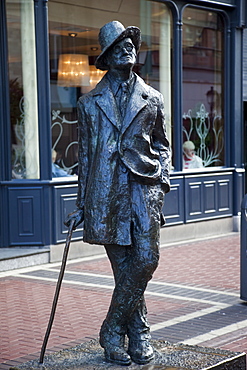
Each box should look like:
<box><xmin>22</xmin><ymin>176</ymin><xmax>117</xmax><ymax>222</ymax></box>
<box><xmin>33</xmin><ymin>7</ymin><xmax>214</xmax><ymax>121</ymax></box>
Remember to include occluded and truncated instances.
<box><xmin>7</xmin><ymin>0</ymin><xmax>40</xmax><ymax>179</ymax></box>
<box><xmin>48</xmin><ymin>0</ymin><xmax>172</xmax><ymax>177</ymax></box>
<box><xmin>182</xmin><ymin>7</ymin><xmax>224</xmax><ymax>169</ymax></box>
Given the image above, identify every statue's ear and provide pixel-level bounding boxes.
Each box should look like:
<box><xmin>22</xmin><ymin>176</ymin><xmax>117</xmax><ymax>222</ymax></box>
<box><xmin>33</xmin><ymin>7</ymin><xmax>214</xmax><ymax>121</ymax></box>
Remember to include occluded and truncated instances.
<box><xmin>101</xmin><ymin>51</ymin><xmax>110</xmax><ymax>70</ymax></box>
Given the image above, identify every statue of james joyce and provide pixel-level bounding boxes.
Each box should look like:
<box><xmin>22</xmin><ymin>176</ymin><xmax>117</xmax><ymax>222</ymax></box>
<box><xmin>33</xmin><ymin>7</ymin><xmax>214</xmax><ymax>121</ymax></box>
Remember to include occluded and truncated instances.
<box><xmin>65</xmin><ymin>20</ymin><xmax>171</xmax><ymax>366</ymax></box>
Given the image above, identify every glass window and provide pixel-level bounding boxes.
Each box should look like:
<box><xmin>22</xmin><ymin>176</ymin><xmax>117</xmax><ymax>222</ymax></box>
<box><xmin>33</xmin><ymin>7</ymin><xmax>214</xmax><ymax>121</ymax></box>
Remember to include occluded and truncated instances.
<box><xmin>7</xmin><ymin>0</ymin><xmax>40</xmax><ymax>179</ymax></box>
<box><xmin>182</xmin><ymin>7</ymin><xmax>224</xmax><ymax>170</ymax></box>
<box><xmin>48</xmin><ymin>0</ymin><xmax>173</xmax><ymax>177</ymax></box>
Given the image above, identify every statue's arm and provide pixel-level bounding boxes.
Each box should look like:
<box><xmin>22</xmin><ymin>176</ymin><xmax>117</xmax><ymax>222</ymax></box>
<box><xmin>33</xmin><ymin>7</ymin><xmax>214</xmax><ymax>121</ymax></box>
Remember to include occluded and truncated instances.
<box><xmin>152</xmin><ymin>94</ymin><xmax>171</xmax><ymax>194</ymax></box>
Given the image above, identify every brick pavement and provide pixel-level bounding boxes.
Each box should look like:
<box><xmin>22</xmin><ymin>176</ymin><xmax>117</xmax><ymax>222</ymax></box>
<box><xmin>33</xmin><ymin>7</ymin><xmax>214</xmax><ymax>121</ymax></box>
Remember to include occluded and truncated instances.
<box><xmin>0</xmin><ymin>233</ymin><xmax>246</xmax><ymax>369</ymax></box>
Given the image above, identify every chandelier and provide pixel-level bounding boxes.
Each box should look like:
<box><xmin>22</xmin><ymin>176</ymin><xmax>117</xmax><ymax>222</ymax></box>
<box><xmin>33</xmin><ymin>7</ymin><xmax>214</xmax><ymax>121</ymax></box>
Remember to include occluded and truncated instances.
<box><xmin>57</xmin><ymin>54</ymin><xmax>90</xmax><ymax>87</ymax></box>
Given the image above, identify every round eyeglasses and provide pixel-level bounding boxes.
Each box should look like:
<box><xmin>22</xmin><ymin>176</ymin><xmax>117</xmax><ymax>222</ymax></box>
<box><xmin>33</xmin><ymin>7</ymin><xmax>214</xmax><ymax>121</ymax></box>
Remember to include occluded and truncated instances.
<box><xmin>113</xmin><ymin>42</ymin><xmax>135</xmax><ymax>54</ymax></box>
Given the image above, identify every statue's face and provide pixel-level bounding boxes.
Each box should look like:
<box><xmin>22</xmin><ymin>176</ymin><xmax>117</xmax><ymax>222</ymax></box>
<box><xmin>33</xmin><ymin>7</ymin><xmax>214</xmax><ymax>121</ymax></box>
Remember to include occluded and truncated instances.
<box><xmin>107</xmin><ymin>37</ymin><xmax>136</xmax><ymax>70</ymax></box>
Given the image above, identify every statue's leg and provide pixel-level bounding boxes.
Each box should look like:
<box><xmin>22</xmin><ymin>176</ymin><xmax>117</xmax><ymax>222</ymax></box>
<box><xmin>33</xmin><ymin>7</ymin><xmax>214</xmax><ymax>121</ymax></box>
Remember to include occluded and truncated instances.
<box><xmin>100</xmin><ymin>181</ymin><xmax>163</xmax><ymax>365</ymax></box>
<box><xmin>126</xmin><ymin>295</ymin><xmax>154</xmax><ymax>364</ymax></box>
<box><xmin>101</xmin><ymin>237</ymin><xmax>159</xmax><ymax>365</ymax></box>
<box><xmin>105</xmin><ymin>245</ymin><xmax>151</xmax><ymax>341</ymax></box>
<box><xmin>125</xmin><ymin>180</ymin><xmax>164</xmax><ymax>364</ymax></box>
<box><xmin>100</xmin><ymin>244</ymin><xmax>132</xmax><ymax>365</ymax></box>
<box><xmin>127</xmin><ymin>295</ymin><xmax>150</xmax><ymax>341</ymax></box>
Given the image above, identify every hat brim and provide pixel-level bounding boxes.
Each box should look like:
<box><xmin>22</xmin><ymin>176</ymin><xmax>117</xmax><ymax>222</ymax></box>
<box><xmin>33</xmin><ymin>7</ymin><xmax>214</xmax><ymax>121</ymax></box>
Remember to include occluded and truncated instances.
<box><xmin>95</xmin><ymin>26</ymin><xmax>141</xmax><ymax>71</ymax></box>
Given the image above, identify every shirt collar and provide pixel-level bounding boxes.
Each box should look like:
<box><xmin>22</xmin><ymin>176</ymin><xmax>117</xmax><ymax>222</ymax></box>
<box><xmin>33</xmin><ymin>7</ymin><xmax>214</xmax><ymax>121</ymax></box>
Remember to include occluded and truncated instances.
<box><xmin>107</xmin><ymin>72</ymin><xmax>135</xmax><ymax>97</ymax></box>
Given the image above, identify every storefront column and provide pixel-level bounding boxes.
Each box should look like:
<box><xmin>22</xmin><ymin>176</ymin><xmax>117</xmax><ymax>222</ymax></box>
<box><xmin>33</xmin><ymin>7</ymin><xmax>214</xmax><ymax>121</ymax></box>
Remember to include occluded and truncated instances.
<box><xmin>0</xmin><ymin>0</ymin><xmax>11</xmax><ymax>181</ymax></box>
<box><xmin>34</xmin><ymin>0</ymin><xmax>52</xmax><ymax>180</ymax></box>
<box><xmin>159</xmin><ymin>10</ymin><xmax>172</xmax><ymax>145</ymax></box>
<box><xmin>230</xmin><ymin>26</ymin><xmax>244</xmax><ymax>169</ymax></box>
<box><xmin>21</xmin><ymin>0</ymin><xmax>40</xmax><ymax>179</ymax></box>
<box><xmin>172</xmin><ymin>6</ymin><xmax>183</xmax><ymax>171</ymax></box>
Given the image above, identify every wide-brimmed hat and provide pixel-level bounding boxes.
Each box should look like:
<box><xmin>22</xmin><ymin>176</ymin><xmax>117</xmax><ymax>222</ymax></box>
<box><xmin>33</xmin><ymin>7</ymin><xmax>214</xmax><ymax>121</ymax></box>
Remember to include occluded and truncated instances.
<box><xmin>95</xmin><ymin>21</ymin><xmax>141</xmax><ymax>71</ymax></box>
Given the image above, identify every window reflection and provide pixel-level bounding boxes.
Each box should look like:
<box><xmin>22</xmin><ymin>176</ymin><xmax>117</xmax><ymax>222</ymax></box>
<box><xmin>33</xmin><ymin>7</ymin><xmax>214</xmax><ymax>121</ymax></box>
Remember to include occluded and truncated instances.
<box><xmin>7</xmin><ymin>0</ymin><xmax>40</xmax><ymax>179</ymax></box>
<box><xmin>48</xmin><ymin>0</ymin><xmax>173</xmax><ymax>177</ymax></box>
<box><xmin>182</xmin><ymin>7</ymin><xmax>224</xmax><ymax>168</ymax></box>
<box><xmin>52</xmin><ymin>149</ymin><xmax>74</xmax><ymax>177</ymax></box>
<box><xmin>183</xmin><ymin>140</ymin><xmax>204</xmax><ymax>169</ymax></box>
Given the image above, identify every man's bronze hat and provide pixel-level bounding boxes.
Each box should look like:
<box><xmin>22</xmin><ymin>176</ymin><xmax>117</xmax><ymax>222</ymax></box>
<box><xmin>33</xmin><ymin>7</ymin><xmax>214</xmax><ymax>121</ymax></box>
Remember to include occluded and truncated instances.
<box><xmin>95</xmin><ymin>21</ymin><xmax>141</xmax><ymax>71</ymax></box>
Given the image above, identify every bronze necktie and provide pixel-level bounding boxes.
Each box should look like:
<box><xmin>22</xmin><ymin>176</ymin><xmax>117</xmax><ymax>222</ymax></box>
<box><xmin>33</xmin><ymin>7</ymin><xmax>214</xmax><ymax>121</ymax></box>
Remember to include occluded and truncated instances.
<box><xmin>120</xmin><ymin>82</ymin><xmax>129</xmax><ymax>118</ymax></box>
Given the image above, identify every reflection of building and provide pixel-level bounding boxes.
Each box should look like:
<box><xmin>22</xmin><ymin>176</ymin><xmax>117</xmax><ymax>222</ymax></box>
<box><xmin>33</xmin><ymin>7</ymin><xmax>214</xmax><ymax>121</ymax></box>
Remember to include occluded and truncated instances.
<box><xmin>0</xmin><ymin>0</ymin><xmax>246</xmax><ymax>261</ymax></box>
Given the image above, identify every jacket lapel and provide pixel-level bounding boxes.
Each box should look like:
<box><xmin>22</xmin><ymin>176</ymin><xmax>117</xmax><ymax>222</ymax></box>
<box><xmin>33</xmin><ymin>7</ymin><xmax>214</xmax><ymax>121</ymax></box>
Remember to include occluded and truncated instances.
<box><xmin>121</xmin><ymin>74</ymin><xmax>149</xmax><ymax>134</ymax></box>
<box><xmin>94</xmin><ymin>75</ymin><xmax>121</xmax><ymax>130</ymax></box>
<box><xmin>93</xmin><ymin>73</ymin><xmax>149</xmax><ymax>132</ymax></box>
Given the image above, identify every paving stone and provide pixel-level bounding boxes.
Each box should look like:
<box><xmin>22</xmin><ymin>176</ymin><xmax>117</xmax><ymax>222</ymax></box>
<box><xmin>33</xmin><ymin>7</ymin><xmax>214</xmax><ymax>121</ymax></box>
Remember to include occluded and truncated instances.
<box><xmin>1</xmin><ymin>234</ymin><xmax>247</xmax><ymax>369</ymax></box>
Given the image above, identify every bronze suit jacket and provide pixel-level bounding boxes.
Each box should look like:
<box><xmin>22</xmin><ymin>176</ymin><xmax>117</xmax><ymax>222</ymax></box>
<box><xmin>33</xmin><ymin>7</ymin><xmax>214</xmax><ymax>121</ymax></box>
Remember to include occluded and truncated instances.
<box><xmin>76</xmin><ymin>72</ymin><xmax>171</xmax><ymax>245</ymax></box>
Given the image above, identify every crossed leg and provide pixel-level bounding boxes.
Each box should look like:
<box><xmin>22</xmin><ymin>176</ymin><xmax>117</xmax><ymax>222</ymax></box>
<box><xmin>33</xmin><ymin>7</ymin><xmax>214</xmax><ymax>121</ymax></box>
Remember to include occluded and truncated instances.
<box><xmin>100</xmin><ymin>241</ymin><xmax>159</xmax><ymax>365</ymax></box>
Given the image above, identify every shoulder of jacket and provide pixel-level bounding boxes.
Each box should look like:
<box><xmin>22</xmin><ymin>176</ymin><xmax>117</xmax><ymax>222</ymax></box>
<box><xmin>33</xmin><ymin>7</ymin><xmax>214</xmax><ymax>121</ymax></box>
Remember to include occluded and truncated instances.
<box><xmin>135</xmin><ymin>73</ymin><xmax>162</xmax><ymax>99</ymax></box>
<box><xmin>78</xmin><ymin>90</ymin><xmax>95</xmax><ymax>104</ymax></box>
<box><xmin>148</xmin><ymin>85</ymin><xmax>163</xmax><ymax>102</ymax></box>
<box><xmin>78</xmin><ymin>74</ymin><xmax>110</xmax><ymax>106</ymax></box>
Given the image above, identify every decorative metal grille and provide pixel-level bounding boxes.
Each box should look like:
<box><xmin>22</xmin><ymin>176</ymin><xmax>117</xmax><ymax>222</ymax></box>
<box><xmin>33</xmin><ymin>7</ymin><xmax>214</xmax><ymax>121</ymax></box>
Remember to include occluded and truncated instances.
<box><xmin>51</xmin><ymin>110</ymin><xmax>78</xmax><ymax>174</ymax></box>
<box><xmin>183</xmin><ymin>103</ymin><xmax>224</xmax><ymax>167</ymax></box>
<box><xmin>12</xmin><ymin>97</ymin><xmax>39</xmax><ymax>179</ymax></box>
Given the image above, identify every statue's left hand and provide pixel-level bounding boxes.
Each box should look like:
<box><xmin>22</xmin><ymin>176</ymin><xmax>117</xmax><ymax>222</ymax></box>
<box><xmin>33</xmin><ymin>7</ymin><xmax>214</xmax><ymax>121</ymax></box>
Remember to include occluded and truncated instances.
<box><xmin>161</xmin><ymin>183</ymin><xmax>170</xmax><ymax>194</ymax></box>
<box><xmin>64</xmin><ymin>209</ymin><xmax>84</xmax><ymax>230</ymax></box>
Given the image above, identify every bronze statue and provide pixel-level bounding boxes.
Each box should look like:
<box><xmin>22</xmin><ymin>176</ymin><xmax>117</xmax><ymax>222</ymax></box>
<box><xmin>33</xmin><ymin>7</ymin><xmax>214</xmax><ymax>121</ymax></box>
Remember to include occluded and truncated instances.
<box><xmin>65</xmin><ymin>20</ymin><xmax>171</xmax><ymax>366</ymax></box>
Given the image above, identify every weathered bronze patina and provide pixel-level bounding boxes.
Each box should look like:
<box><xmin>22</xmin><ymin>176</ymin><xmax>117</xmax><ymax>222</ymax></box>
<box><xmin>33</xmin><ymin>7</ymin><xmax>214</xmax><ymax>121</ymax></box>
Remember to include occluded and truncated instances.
<box><xmin>65</xmin><ymin>20</ymin><xmax>171</xmax><ymax>366</ymax></box>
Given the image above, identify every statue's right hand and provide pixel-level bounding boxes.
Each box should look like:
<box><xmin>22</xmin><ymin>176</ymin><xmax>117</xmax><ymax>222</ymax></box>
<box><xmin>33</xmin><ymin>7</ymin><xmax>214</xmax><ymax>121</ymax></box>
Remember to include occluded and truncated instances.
<box><xmin>64</xmin><ymin>209</ymin><xmax>84</xmax><ymax>230</ymax></box>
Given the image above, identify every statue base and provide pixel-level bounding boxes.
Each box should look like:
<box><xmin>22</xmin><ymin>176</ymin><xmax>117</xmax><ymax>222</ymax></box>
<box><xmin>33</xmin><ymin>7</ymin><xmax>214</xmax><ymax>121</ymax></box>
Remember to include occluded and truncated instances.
<box><xmin>12</xmin><ymin>339</ymin><xmax>246</xmax><ymax>369</ymax></box>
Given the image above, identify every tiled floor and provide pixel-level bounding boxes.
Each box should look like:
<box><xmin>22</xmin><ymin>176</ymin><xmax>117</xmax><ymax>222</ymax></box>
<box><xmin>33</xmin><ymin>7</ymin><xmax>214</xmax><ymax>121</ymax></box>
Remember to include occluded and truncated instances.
<box><xmin>0</xmin><ymin>233</ymin><xmax>246</xmax><ymax>369</ymax></box>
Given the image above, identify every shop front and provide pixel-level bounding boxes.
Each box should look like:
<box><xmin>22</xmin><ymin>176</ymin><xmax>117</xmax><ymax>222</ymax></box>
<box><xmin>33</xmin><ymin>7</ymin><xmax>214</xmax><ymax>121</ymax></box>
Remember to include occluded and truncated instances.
<box><xmin>0</xmin><ymin>0</ymin><xmax>246</xmax><ymax>256</ymax></box>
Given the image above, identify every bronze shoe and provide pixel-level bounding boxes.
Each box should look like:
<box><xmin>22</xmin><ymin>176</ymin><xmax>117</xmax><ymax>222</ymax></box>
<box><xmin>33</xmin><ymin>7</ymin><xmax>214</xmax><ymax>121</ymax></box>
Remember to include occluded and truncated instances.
<box><xmin>100</xmin><ymin>320</ymin><xmax>131</xmax><ymax>366</ymax></box>
<box><xmin>128</xmin><ymin>340</ymin><xmax>154</xmax><ymax>364</ymax></box>
<box><xmin>104</xmin><ymin>344</ymin><xmax>131</xmax><ymax>366</ymax></box>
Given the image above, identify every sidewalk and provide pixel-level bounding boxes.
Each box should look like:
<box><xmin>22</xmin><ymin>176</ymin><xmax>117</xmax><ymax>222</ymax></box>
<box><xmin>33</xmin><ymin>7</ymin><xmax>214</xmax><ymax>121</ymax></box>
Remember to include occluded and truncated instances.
<box><xmin>0</xmin><ymin>233</ymin><xmax>246</xmax><ymax>369</ymax></box>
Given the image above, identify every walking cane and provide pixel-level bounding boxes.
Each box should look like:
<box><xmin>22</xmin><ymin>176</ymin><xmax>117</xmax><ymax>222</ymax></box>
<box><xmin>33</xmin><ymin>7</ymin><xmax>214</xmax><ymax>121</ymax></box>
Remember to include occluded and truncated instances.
<box><xmin>39</xmin><ymin>219</ymin><xmax>75</xmax><ymax>364</ymax></box>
